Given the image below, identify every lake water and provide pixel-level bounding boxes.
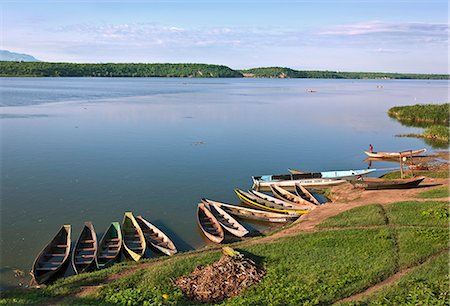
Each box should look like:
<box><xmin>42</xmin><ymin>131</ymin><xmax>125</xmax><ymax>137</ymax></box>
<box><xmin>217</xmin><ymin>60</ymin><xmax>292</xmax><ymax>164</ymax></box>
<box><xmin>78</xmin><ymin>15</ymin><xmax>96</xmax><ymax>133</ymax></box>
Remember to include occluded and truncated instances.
<box><xmin>0</xmin><ymin>77</ymin><xmax>448</xmax><ymax>289</ymax></box>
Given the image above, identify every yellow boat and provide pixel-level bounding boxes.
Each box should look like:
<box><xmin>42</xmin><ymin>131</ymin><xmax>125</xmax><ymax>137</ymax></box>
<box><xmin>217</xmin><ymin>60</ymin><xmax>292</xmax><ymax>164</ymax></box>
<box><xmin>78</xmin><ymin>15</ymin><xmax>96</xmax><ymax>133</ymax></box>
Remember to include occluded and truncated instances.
<box><xmin>234</xmin><ymin>188</ymin><xmax>307</xmax><ymax>215</ymax></box>
<box><xmin>122</xmin><ymin>212</ymin><xmax>146</xmax><ymax>261</ymax></box>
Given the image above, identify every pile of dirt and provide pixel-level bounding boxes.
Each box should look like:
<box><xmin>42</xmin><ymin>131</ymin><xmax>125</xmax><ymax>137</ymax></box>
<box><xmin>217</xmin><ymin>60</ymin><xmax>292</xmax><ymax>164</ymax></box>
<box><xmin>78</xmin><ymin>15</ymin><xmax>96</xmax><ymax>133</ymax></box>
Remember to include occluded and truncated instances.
<box><xmin>175</xmin><ymin>249</ymin><xmax>265</xmax><ymax>304</ymax></box>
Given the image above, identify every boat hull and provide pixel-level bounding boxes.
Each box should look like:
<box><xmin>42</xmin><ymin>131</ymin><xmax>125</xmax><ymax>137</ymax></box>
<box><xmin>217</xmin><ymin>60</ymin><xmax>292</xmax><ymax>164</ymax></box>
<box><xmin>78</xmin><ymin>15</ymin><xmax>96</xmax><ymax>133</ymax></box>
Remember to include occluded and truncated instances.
<box><xmin>97</xmin><ymin>222</ymin><xmax>122</xmax><ymax>269</ymax></box>
<box><xmin>351</xmin><ymin>177</ymin><xmax>425</xmax><ymax>190</ymax></box>
<box><xmin>364</xmin><ymin>149</ymin><xmax>426</xmax><ymax>158</ymax></box>
<box><xmin>122</xmin><ymin>212</ymin><xmax>146</xmax><ymax>261</ymax></box>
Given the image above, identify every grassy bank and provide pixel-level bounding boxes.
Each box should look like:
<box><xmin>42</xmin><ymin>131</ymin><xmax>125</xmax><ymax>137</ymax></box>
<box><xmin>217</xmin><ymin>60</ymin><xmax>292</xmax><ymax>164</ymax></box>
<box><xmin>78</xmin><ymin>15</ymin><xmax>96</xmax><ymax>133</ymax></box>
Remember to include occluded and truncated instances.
<box><xmin>388</xmin><ymin>103</ymin><xmax>449</xmax><ymax>125</ymax></box>
<box><xmin>2</xmin><ymin>200</ymin><xmax>448</xmax><ymax>305</ymax></box>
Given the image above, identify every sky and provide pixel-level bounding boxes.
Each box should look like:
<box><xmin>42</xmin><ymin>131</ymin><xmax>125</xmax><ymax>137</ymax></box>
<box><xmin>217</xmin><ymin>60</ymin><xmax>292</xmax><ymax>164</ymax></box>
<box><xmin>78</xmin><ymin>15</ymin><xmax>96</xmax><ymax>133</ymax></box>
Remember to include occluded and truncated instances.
<box><xmin>1</xmin><ymin>0</ymin><xmax>448</xmax><ymax>73</ymax></box>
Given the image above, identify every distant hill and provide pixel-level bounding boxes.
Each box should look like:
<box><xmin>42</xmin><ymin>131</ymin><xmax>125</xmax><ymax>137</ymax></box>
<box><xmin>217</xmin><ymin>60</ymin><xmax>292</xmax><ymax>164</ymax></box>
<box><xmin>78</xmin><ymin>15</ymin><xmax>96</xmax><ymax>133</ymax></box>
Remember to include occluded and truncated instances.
<box><xmin>0</xmin><ymin>61</ymin><xmax>447</xmax><ymax>79</ymax></box>
<box><xmin>0</xmin><ymin>50</ymin><xmax>40</xmax><ymax>62</ymax></box>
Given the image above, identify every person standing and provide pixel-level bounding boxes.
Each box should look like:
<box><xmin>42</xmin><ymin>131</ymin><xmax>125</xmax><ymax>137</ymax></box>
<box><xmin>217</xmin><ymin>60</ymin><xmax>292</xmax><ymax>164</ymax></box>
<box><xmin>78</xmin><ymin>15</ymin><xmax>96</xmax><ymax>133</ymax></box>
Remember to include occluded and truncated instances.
<box><xmin>369</xmin><ymin>144</ymin><xmax>373</xmax><ymax>153</ymax></box>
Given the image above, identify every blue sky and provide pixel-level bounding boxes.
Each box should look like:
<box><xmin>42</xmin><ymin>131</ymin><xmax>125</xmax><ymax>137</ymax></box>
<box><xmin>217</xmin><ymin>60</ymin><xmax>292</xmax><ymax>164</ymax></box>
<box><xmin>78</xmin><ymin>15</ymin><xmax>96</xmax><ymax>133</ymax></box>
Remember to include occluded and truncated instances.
<box><xmin>2</xmin><ymin>0</ymin><xmax>448</xmax><ymax>73</ymax></box>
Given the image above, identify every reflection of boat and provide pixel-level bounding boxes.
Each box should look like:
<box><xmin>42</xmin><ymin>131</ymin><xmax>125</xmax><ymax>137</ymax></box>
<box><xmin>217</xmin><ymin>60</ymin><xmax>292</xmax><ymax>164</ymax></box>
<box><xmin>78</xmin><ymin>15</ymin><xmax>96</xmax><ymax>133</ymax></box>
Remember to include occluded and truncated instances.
<box><xmin>269</xmin><ymin>185</ymin><xmax>317</xmax><ymax>209</ymax></box>
<box><xmin>197</xmin><ymin>203</ymin><xmax>224</xmax><ymax>243</ymax></box>
<box><xmin>97</xmin><ymin>222</ymin><xmax>122</xmax><ymax>269</ymax></box>
<box><xmin>122</xmin><ymin>212</ymin><xmax>146</xmax><ymax>261</ymax></box>
<box><xmin>202</xmin><ymin>198</ymin><xmax>298</xmax><ymax>223</ymax></box>
<box><xmin>364</xmin><ymin>149</ymin><xmax>426</xmax><ymax>158</ymax></box>
<box><xmin>351</xmin><ymin>176</ymin><xmax>425</xmax><ymax>190</ymax></box>
<box><xmin>287</xmin><ymin>168</ymin><xmax>376</xmax><ymax>178</ymax></box>
<box><xmin>31</xmin><ymin>225</ymin><xmax>71</xmax><ymax>284</ymax></box>
<box><xmin>72</xmin><ymin>222</ymin><xmax>98</xmax><ymax>274</ymax></box>
<box><xmin>235</xmin><ymin>188</ymin><xmax>305</xmax><ymax>214</ymax></box>
<box><xmin>207</xmin><ymin>204</ymin><xmax>248</xmax><ymax>237</ymax></box>
<box><xmin>136</xmin><ymin>216</ymin><xmax>177</xmax><ymax>256</ymax></box>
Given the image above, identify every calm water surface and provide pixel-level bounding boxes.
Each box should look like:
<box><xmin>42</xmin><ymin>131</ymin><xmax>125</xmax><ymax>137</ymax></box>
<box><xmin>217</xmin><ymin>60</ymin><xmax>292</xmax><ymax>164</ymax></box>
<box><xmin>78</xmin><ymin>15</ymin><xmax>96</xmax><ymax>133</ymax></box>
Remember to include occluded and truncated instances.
<box><xmin>0</xmin><ymin>77</ymin><xmax>448</xmax><ymax>289</ymax></box>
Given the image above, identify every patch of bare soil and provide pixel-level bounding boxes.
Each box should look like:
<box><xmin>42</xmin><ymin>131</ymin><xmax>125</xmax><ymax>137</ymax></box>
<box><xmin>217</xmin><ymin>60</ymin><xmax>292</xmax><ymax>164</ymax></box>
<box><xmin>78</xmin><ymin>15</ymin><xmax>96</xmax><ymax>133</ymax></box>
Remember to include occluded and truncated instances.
<box><xmin>175</xmin><ymin>250</ymin><xmax>264</xmax><ymax>304</ymax></box>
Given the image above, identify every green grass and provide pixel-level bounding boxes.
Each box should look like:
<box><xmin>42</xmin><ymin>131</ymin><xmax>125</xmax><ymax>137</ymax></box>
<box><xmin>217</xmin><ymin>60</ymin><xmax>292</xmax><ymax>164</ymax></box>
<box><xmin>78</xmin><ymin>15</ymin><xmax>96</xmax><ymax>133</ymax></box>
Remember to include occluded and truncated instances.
<box><xmin>419</xmin><ymin>186</ymin><xmax>450</xmax><ymax>198</ymax></box>
<box><xmin>423</xmin><ymin>125</ymin><xmax>450</xmax><ymax>143</ymax></box>
<box><xmin>381</xmin><ymin>170</ymin><xmax>449</xmax><ymax>179</ymax></box>
<box><xmin>340</xmin><ymin>252</ymin><xmax>449</xmax><ymax>306</ymax></box>
<box><xmin>317</xmin><ymin>204</ymin><xmax>387</xmax><ymax>228</ymax></box>
<box><xmin>385</xmin><ymin>201</ymin><xmax>449</xmax><ymax>227</ymax></box>
<box><xmin>388</xmin><ymin>103</ymin><xmax>449</xmax><ymax>125</ymax></box>
<box><xmin>396</xmin><ymin>228</ymin><xmax>449</xmax><ymax>269</ymax></box>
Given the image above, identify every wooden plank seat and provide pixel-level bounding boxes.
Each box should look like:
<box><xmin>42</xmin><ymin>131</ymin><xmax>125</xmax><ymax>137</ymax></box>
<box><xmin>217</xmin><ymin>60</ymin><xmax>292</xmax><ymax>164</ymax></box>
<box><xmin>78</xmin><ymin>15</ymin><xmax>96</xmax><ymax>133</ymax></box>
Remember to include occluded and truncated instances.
<box><xmin>98</xmin><ymin>254</ymin><xmax>117</xmax><ymax>259</ymax></box>
<box><xmin>44</xmin><ymin>253</ymin><xmax>65</xmax><ymax>257</ymax></box>
<box><xmin>36</xmin><ymin>267</ymin><xmax>59</xmax><ymax>271</ymax></box>
<box><xmin>55</xmin><ymin>244</ymin><xmax>68</xmax><ymax>248</ymax></box>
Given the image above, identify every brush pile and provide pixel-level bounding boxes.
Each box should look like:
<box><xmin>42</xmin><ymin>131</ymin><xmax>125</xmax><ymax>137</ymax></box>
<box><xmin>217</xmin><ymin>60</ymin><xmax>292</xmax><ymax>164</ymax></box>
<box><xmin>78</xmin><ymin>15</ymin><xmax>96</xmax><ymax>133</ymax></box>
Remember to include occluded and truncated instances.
<box><xmin>175</xmin><ymin>247</ymin><xmax>265</xmax><ymax>303</ymax></box>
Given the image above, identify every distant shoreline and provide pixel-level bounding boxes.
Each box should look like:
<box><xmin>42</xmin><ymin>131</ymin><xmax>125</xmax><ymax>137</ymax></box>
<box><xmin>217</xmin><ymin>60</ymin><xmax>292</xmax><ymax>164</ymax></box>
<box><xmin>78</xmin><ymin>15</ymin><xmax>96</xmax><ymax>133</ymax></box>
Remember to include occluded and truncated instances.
<box><xmin>1</xmin><ymin>61</ymin><xmax>448</xmax><ymax>80</ymax></box>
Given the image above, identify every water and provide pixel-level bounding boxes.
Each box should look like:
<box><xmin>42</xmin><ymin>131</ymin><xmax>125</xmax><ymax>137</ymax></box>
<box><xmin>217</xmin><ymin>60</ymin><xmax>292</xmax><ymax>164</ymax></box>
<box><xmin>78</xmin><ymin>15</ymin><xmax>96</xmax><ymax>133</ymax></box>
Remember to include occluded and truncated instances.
<box><xmin>0</xmin><ymin>77</ymin><xmax>447</xmax><ymax>289</ymax></box>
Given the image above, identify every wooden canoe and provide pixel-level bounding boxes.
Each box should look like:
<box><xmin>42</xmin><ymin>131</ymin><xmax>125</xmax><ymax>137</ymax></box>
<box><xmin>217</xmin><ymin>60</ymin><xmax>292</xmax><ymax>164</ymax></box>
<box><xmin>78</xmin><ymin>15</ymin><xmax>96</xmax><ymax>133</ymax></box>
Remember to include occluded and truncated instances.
<box><xmin>351</xmin><ymin>176</ymin><xmax>426</xmax><ymax>190</ymax></box>
<box><xmin>72</xmin><ymin>222</ymin><xmax>98</xmax><ymax>274</ymax></box>
<box><xmin>294</xmin><ymin>184</ymin><xmax>321</xmax><ymax>205</ymax></box>
<box><xmin>206</xmin><ymin>203</ymin><xmax>249</xmax><ymax>237</ymax></box>
<box><xmin>234</xmin><ymin>189</ymin><xmax>304</xmax><ymax>215</ymax></box>
<box><xmin>202</xmin><ymin>198</ymin><xmax>299</xmax><ymax>223</ymax></box>
<box><xmin>364</xmin><ymin>148</ymin><xmax>427</xmax><ymax>159</ymax></box>
<box><xmin>250</xmin><ymin>189</ymin><xmax>310</xmax><ymax>214</ymax></box>
<box><xmin>197</xmin><ymin>203</ymin><xmax>224</xmax><ymax>243</ymax></box>
<box><xmin>136</xmin><ymin>216</ymin><xmax>177</xmax><ymax>256</ymax></box>
<box><xmin>270</xmin><ymin>184</ymin><xmax>317</xmax><ymax>209</ymax></box>
<box><xmin>122</xmin><ymin>212</ymin><xmax>146</xmax><ymax>261</ymax></box>
<box><xmin>31</xmin><ymin>225</ymin><xmax>71</xmax><ymax>285</ymax></box>
<box><xmin>97</xmin><ymin>222</ymin><xmax>122</xmax><ymax>269</ymax></box>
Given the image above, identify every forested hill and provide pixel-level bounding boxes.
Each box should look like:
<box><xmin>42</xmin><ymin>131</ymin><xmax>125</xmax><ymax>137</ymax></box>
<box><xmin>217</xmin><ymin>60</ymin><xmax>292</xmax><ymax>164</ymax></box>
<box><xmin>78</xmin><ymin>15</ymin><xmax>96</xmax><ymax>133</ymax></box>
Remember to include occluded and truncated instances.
<box><xmin>0</xmin><ymin>61</ymin><xmax>448</xmax><ymax>79</ymax></box>
<box><xmin>0</xmin><ymin>62</ymin><xmax>243</xmax><ymax>78</ymax></box>
<box><xmin>240</xmin><ymin>67</ymin><xmax>449</xmax><ymax>80</ymax></box>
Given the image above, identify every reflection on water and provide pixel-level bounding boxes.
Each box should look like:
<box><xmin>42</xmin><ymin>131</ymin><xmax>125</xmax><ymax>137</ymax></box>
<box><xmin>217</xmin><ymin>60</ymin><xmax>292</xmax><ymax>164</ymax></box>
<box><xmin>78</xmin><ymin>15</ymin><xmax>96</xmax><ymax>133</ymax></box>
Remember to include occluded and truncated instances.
<box><xmin>0</xmin><ymin>77</ymin><xmax>448</xmax><ymax>289</ymax></box>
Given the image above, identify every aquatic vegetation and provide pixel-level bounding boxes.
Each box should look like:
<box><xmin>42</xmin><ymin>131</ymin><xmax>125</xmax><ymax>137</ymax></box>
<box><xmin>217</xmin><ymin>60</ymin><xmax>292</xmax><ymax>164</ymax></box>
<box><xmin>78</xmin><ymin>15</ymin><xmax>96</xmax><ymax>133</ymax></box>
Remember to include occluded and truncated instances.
<box><xmin>388</xmin><ymin>103</ymin><xmax>449</xmax><ymax>125</ymax></box>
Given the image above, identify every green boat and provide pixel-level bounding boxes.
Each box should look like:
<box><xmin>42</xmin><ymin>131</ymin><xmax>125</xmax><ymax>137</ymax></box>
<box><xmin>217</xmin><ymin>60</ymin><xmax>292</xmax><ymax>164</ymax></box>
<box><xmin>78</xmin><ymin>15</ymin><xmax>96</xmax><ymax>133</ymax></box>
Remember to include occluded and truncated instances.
<box><xmin>96</xmin><ymin>222</ymin><xmax>122</xmax><ymax>269</ymax></box>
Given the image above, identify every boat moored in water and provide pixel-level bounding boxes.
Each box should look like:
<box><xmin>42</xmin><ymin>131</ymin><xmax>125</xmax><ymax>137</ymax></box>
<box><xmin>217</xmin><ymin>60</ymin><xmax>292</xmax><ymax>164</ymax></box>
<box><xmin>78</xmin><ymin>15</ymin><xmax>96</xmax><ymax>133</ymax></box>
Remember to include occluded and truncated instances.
<box><xmin>287</xmin><ymin>168</ymin><xmax>376</xmax><ymax>178</ymax></box>
<box><xmin>364</xmin><ymin>148</ymin><xmax>426</xmax><ymax>159</ymax></box>
<box><xmin>136</xmin><ymin>216</ymin><xmax>177</xmax><ymax>256</ymax></box>
<box><xmin>72</xmin><ymin>222</ymin><xmax>98</xmax><ymax>274</ymax></box>
<box><xmin>270</xmin><ymin>184</ymin><xmax>317</xmax><ymax>209</ymax></box>
<box><xmin>97</xmin><ymin>222</ymin><xmax>122</xmax><ymax>269</ymax></box>
<box><xmin>122</xmin><ymin>212</ymin><xmax>146</xmax><ymax>261</ymax></box>
<box><xmin>197</xmin><ymin>203</ymin><xmax>225</xmax><ymax>243</ymax></box>
<box><xmin>31</xmin><ymin>225</ymin><xmax>71</xmax><ymax>285</ymax></box>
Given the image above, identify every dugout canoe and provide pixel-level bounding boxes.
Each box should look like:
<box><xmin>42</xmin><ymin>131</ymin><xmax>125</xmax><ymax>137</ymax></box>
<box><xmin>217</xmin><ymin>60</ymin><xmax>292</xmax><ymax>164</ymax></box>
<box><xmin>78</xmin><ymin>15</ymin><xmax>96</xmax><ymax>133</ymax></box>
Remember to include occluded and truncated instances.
<box><xmin>202</xmin><ymin>198</ymin><xmax>299</xmax><ymax>223</ymax></box>
<box><xmin>234</xmin><ymin>189</ymin><xmax>304</xmax><ymax>215</ymax></box>
<box><xmin>31</xmin><ymin>225</ymin><xmax>71</xmax><ymax>285</ymax></box>
<box><xmin>250</xmin><ymin>189</ymin><xmax>311</xmax><ymax>213</ymax></box>
<box><xmin>364</xmin><ymin>148</ymin><xmax>426</xmax><ymax>159</ymax></box>
<box><xmin>270</xmin><ymin>184</ymin><xmax>317</xmax><ymax>209</ymax></box>
<box><xmin>294</xmin><ymin>184</ymin><xmax>321</xmax><ymax>205</ymax></box>
<box><xmin>197</xmin><ymin>203</ymin><xmax>224</xmax><ymax>243</ymax></box>
<box><xmin>252</xmin><ymin>176</ymin><xmax>346</xmax><ymax>191</ymax></box>
<box><xmin>96</xmin><ymin>222</ymin><xmax>122</xmax><ymax>269</ymax></box>
<box><xmin>206</xmin><ymin>203</ymin><xmax>248</xmax><ymax>237</ymax></box>
<box><xmin>287</xmin><ymin>168</ymin><xmax>376</xmax><ymax>178</ymax></box>
<box><xmin>136</xmin><ymin>216</ymin><xmax>177</xmax><ymax>256</ymax></box>
<box><xmin>351</xmin><ymin>176</ymin><xmax>426</xmax><ymax>190</ymax></box>
<box><xmin>72</xmin><ymin>222</ymin><xmax>98</xmax><ymax>274</ymax></box>
<box><xmin>122</xmin><ymin>212</ymin><xmax>146</xmax><ymax>261</ymax></box>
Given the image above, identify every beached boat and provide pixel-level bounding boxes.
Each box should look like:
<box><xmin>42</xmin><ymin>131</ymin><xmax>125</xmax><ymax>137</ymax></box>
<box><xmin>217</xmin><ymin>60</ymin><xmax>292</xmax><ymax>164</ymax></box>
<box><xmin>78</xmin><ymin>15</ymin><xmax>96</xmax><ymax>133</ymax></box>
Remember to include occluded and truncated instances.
<box><xmin>252</xmin><ymin>175</ymin><xmax>346</xmax><ymax>191</ymax></box>
<box><xmin>270</xmin><ymin>184</ymin><xmax>317</xmax><ymax>208</ymax></box>
<box><xmin>97</xmin><ymin>222</ymin><xmax>122</xmax><ymax>269</ymax></box>
<box><xmin>206</xmin><ymin>203</ymin><xmax>248</xmax><ymax>237</ymax></box>
<box><xmin>234</xmin><ymin>189</ymin><xmax>304</xmax><ymax>215</ymax></box>
<box><xmin>351</xmin><ymin>176</ymin><xmax>425</xmax><ymax>190</ymax></box>
<box><xmin>31</xmin><ymin>225</ymin><xmax>71</xmax><ymax>285</ymax></box>
<box><xmin>122</xmin><ymin>212</ymin><xmax>146</xmax><ymax>261</ymax></box>
<box><xmin>136</xmin><ymin>216</ymin><xmax>177</xmax><ymax>256</ymax></box>
<box><xmin>287</xmin><ymin>168</ymin><xmax>376</xmax><ymax>178</ymax></box>
<box><xmin>72</xmin><ymin>222</ymin><xmax>98</xmax><ymax>274</ymax></box>
<box><xmin>364</xmin><ymin>148</ymin><xmax>426</xmax><ymax>159</ymax></box>
<box><xmin>250</xmin><ymin>189</ymin><xmax>311</xmax><ymax>213</ymax></box>
<box><xmin>197</xmin><ymin>203</ymin><xmax>224</xmax><ymax>243</ymax></box>
<box><xmin>294</xmin><ymin>184</ymin><xmax>321</xmax><ymax>205</ymax></box>
<box><xmin>202</xmin><ymin>198</ymin><xmax>299</xmax><ymax>223</ymax></box>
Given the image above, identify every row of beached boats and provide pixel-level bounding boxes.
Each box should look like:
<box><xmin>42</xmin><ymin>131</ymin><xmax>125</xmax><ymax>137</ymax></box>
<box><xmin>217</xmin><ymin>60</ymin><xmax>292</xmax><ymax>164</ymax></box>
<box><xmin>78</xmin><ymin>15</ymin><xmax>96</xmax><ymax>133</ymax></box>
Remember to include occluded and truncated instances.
<box><xmin>197</xmin><ymin>183</ymin><xmax>323</xmax><ymax>243</ymax></box>
<box><xmin>31</xmin><ymin>212</ymin><xmax>177</xmax><ymax>285</ymax></box>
